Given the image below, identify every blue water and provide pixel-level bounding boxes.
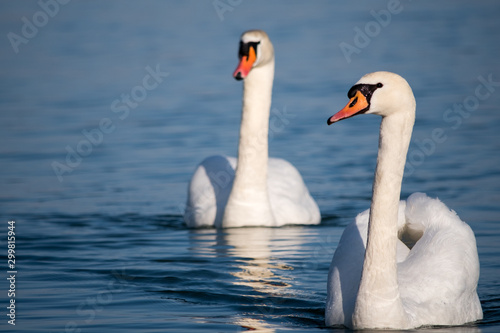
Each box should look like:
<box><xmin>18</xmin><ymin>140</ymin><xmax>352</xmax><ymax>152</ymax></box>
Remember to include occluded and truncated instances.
<box><xmin>1</xmin><ymin>1</ymin><xmax>500</xmax><ymax>332</ymax></box>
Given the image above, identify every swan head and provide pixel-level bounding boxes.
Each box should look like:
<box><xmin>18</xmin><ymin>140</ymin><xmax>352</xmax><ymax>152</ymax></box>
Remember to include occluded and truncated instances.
<box><xmin>327</xmin><ymin>71</ymin><xmax>416</xmax><ymax>125</ymax></box>
<box><xmin>233</xmin><ymin>30</ymin><xmax>274</xmax><ymax>80</ymax></box>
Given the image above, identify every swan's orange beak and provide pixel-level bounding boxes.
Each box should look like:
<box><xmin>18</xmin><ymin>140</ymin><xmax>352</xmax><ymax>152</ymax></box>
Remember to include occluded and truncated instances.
<box><xmin>327</xmin><ymin>90</ymin><xmax>369</xmax><ymax>125</ymax></box>
<box><xmin>233</xmin><ymin>46</ymin><xmax>257</xmax><ymax>80</ymax></box>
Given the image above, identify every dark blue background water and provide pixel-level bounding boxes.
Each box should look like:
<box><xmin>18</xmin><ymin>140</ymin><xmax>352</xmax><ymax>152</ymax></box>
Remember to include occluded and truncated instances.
<box><xmin>1</xmin><ymin>1</ymin><xmax>499</xmax><ymax>332</ymax></box>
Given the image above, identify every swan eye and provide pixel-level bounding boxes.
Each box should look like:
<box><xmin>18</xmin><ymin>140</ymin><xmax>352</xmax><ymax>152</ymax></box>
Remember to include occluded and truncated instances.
<box><xmin>349</xmin><ymin>96</ymin><xmax>358</xmax><ymax>108</ymax></box>
<box><xmin>377</xmin><ymin>83</ymin><xmax>383</xmax><ymax>88</ymax></box>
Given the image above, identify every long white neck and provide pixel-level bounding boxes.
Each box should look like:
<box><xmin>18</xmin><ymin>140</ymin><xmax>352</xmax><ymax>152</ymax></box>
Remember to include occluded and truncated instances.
<box><xmin>353</xmin><ymin>109</ymin><xmax>415</xmax><ymax>328</ymax></box>
<box><xmin>222</xmin><ymin>60</ymin><xmax>276</xmax><ymax>227</ymax></box>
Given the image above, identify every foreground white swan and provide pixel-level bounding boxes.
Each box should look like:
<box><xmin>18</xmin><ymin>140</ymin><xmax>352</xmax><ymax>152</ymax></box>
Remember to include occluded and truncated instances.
<box><xmin>325</xmin><ymin>72</ymin><xmax>482</xmax><ymax>329</ymax></box>
<box><xmin>184</xmin><ymin>30</ymin><xmax>320</xmax><ymax>228</ymax></box>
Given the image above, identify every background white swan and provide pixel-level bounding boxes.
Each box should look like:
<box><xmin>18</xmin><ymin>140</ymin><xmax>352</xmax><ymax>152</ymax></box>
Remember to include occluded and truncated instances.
<box><xmin>184</xmin><ymin>30</ymin><xmax>320</xmax><ymax>228</ymax></box>
<box><xmin>325</xmin><ymin>72</ymin><xmax>482</xmax><ymax>329</ymax></box>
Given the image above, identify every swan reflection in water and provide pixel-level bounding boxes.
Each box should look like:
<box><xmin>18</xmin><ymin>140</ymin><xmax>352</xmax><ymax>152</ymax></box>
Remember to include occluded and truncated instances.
<box><xmin>221</xmin><ymin>227</ymin><xmax>292</xmax><ymax>293</ymax></box>
<box><xmin>188</xmin><ymin>226</ymin><xmax>314</xmax><ymax>332</ymax></box>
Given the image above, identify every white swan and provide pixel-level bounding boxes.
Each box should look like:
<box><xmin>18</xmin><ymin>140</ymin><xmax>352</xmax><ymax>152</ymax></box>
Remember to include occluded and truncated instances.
<box><xmin>325</xmin><ymin>72</ymin><xmax>482</xmax><ymax>329</ymax></box>
<box><xmin>184</xmin><ymin>30</ymin><xmax>320</xmax><ymax>228</ymax></box>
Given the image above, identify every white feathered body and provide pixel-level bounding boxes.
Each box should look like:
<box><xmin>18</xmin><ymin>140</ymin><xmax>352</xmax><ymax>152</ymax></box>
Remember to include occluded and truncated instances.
<box><xmin>326</xmin><ymin>192</ymin><xmax>482</xmax><ymax>328</ymax></box>
<box><xmin>185</xmin><ymin>155</ymin><xmax>320</xmax><ymax>228</ymax></box>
